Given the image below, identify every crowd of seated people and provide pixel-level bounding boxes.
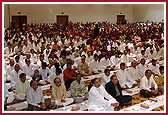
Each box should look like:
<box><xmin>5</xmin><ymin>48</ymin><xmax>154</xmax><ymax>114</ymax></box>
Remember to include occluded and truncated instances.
<box><xmin>4</xmin><ymin>20</ymin><xmax>164</xmax><ymax>111</ymax></box>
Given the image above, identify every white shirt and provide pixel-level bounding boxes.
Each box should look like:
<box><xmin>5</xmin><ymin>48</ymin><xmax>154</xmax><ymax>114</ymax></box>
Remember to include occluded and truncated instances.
<box><xmin>93</xmin><ymin>50</ymin><xmax>101</xmax><ymax>56</ymax></box>
<box><xmin>30</xmin><ymin>53</ymin><xmax>37</xmax><ymax>64</ymax></box>
<box><xmin>15</xmin><ymin>79</ymin><xmax>30</xmax><ymax>95</ymax></box>
<box><xmin>22</xmin><ymin>64</ymin><xmax>35</xmax><ymax>77</ymax></box>
<box><xmin>137</xmin><ymin>54</ymin><xmax>147</xmax><ymax>62</ymax></box>
<box><xmin>86</xmin><ymin>56</ymin><xmax>93</xmax><ymax>65</ymax></box>
<box><xmin>101</xmin><ymin>74</ymin><xmax>111</xmax><ymax>87</ymax></box>
<box><xmin>140</xmin><ymin>76</ymin><xmax>158</xmax><ymax>91</ymax></box>
<box><xmin>6</xmin><ymin>65</ymin><xmax>14</xmax><ymax>77</ymax></box>
<box><xmin>128</xmin><ymin>67</ymin><xmax>140</xmax><ymax>81</ymax></box>
<box><xmin>88</xmin><ymin>85</ymin><xmax>118</xmax><ymax>111</ymax></box>
<box><xmin>26</xmin><ymin>87</ymin><xmax>45</xmax><ymax>106</ymax></box>
<box><xmin>99</xmin><ymin>58</ymin><xmax>112</xmax><ymax>70</ymax></box>
<box><xmin>10</xmin><ymin>70</ymin><xmax>23</xmax><ymax>87</ymax></box>
<box><xmin>116</xmin><ymin>69</ymin><xmax>136</xmax><ymax>88</ymax></box>
<box><xmin>121</xmin><ymin>54</ymin><xmax>130</xmax><ymax>64</ymax></box>
<box><xmin>110</xmin><ymin>56</ymin><xmax>121</xmax><ymax>69</ymax></box>
<box><xmin>23</xmin><ymin>45</ymin><xmax>30</xmax><ymax>53</ymax></box>
<box><xmin>39</xmin><ymin>67</ymin><xmax>50</xmax><ymax>81</ymax></box>
<box><xmin>89</xmin><ymin>60</ymin><xmax>101</xmax><ymax>73</ymax></box>
<box><xmin>148</xmin><ymin>64</ymin><xmax>160</xmax><ymax>74</ymax></box>
<box><xmin>137</xmin><ymin>63</ymin><xmax>148</xmax><ymax>78</ymax></box>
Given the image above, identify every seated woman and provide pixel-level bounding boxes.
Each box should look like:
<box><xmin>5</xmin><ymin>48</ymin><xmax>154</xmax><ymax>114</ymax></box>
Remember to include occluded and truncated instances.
<box><xmin>88</xmin><ymin>77</ymin><xmax>119</xmax><ymax>111</ymax></box>
<box><xmin>140</xmin><ymin>69</ymin><xmax>159</xmax><ymax>98</ymax></box>
<box><xmin>70</xmin><ymin>73</ymin><xmax>88</xmax><ymax>98</ymax></box>
<box><xmin>105</xmin><ymin>75</ymin><xmax>132</xmax><ymax>107</ymax></box>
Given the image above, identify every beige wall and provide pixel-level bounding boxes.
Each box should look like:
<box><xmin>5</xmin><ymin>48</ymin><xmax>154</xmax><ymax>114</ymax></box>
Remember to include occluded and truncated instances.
<box><xmin>4</xmin><ymin>4</ymin><xmax>164</xmax><ymax>28</ymax></box>
<box><xmin>133</xmin><ymin>4</ymin><xmax>164</xmax><ymax>22</ymax></box>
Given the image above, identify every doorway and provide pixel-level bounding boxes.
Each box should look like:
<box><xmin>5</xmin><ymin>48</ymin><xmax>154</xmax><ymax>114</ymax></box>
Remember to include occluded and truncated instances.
<box><xmin>56</xmin><ymin>15</ymin><xmax>68</xmax><ymax>25</ymax></box>
<box><xmin>12</xmin><ymin>16</ymin><xmax>27</xmax><ymax>29</ymax></box>
<box><xmin>117</xmin><ymin>15</ymin><xmax>125</xmax><ymax>24</ymax></box>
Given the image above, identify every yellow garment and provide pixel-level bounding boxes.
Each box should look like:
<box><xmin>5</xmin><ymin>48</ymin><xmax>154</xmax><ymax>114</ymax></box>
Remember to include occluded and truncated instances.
<box><xmin>153</xmin><ymin>72</ymin><xmax>164</xmax><ymax>86</ymax></box>
<box><xmin>51</xmin><ymin>84</ymin><xmax>66</xmax><ymax>101</ymax></box>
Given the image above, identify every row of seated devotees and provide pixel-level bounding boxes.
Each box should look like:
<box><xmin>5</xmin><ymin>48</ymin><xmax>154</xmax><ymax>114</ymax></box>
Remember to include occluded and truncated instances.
<box><xmin>4</xmin><ymin>63</ymin><xmax>164</xmax><ymax>111</ymax></box>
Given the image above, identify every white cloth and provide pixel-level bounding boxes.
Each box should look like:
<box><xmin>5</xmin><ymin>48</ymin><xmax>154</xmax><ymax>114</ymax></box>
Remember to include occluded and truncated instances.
<box><xmin>10</xmin><ymin>70</ymin><xmax>23</xmax><ymax>87</ymax></box>
<box><xmin>22</xmin><ymin>64</ymin><xmax>35</xmax><ymax>77</ymax></box>
<box><xmin>15</xmin><ymin>79</ymin><xmax>30</xmax><ymax>95</ymax></box>
<box><xmin>39</xmin><ymin>67</ymin><xmax>50</xmax><ymax>81</ymax></box>
<box><xmin>99</xmin><ymin>58</ymin><xmax>112</xmax><ymax>70</ymax></box>
<box><xmin>140</xmin><ymin>76</ymin><xmax>158</xmax><ymax>91</ymax></box>
<box><xmin>6</xmin><ymin>65</ymin><xmax>14</xmax><ymax>77</ymax></box>
<box><xmin>137</xmin><ymin>63</ymin><xmax>148</xmax><ymax>79</ymax></box>
<box><xmin>127</xmin><ymin>67</ymin><xmax>140</xmax><ymax>81</ymax></box>
<box><xmin>86</xmin><ymin>56</ymin><xmax>93</xmax><ymax>65</ymax></box>
<box><xmin>93</xmin><ymin>50</ymin><xmax>101</xmax><ymax>56</ymax></box>
<box><xmin>121</xmin><ymin>55</ymin><xmax>130</xmax><ymax>65</ymax></box>
<box><xmin>89</xmin><ymin>60</ymin><xmax>101</xmax><ymax>73</ymax></box>
<box><xmin>110</xmin><ymin>56</ymin><xmax>121</xmax><ymax>69</ymax></box>
<box><xmin>26</xmin><ymin>87</ymin><xmax>45</xmax><ymax>106</ymax></box>
<box><xmin>88</xmin><ymin>85</ymin><xmax>118</xmax><ymax>111</ymax></box>
<box><xmin>116</xmin><ymin>69</ymin><xmax>136</xmax><ymax>88</ymax></box>
<box><xmin>148</xmin><ymin>64</ymin><xmax>160</xmax><ymax>74</ymax></box>
<box><xmin>101</xmin><ymin>74</ymin><xmax>111</xmax><ymax>87</ymax></box>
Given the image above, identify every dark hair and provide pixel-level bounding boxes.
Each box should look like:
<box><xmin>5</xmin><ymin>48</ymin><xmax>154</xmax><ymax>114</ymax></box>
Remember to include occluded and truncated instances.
<box><xmin>104</xmin><ymin>69</ymin><xmax>110</xmax><ymax>73</ymax></box>
<box><xmin>159</xmin><ymin>66</ymin><xmax>164</xmax><ymax>71</ymax></box>
<box><xmin>30</xmin><ymin>80</ymin><xmax>36</xmax><ymax>87</ymax></box>
<box><xmin>81</xmin><ymin>55</ymin><xmax>86</xmax><ymax>58</ymax></box>
<box><xmin>91</xmin><ymin>77</ymin><xmax>100</xmax><ymax>84</ymax></box>
<box><xmin>54</xmin><ymin>77</ymin><xmax>61</xmax><ymax>83</ymax></box>
<box><xmin>120</xmin><ymin>63</ymin><xmax>125</xmax><ymax>67</ymax></box>
<box><xmin>145</xmin><ymin>69</ymin><xmax>152</xmax><ymax>74</ymax></box>
<box><xmin>110</xmin><ymin>75</ymin><xmax>117</xmax><ymax>80</ymax></box>
<box><xmin>42</xmin><ymin>62</ymin><xmax>47</xmax><ymax>67</ymax></box>
<box><xmin>93</xmin><ymin>54</ymin><xmax>99</xmax><ymax>57</ymax></box>
<box><xmin>56</xmin><ymin>68</ymin><xmax>62</xmax><ymax>74</ymax></box>
<box><xmin>19</xmin><ymin>73</ymin><xmax>26</xmax><ymax>79</ymax></box>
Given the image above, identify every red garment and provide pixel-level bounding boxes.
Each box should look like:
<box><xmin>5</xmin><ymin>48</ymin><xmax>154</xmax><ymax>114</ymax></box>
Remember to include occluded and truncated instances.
<box><xmin>63</xmin><ymin>69</ymin><xmax>77</xmax><ymax>82</ymax></box>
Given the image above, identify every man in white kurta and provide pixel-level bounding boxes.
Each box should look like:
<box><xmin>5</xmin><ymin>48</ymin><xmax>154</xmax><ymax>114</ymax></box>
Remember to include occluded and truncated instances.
<box><xmin>99</xmin><ymin>54</ymin><xmax>113</xmax><ymax>71</ymax></box>
<box><xmin>10</xmin><ymin>64</ymin><xmax>23</xmax><ymax>87</ymax></box>
<box><xmin>116</xmin><ymin>63</ymin><xmax>137</xmax><ymax>89</ymax></box>
<box><xmin>140</xmin><ymin>70</ymin><xmax>158</xmax><ymax>97</ymax></box>
<box><xmin>148</xmin><ymin>59</ymin><xmax>160</xmax><ymax>74</ymax></box>
<box><xmin>22</xmin><ymin>59</ymin><xmax>35</xmax><ymax>77</ymax></box>
<box><xmin>110</xmin><ymin>53</ymin><xmax>121</xmax><ymax>69</ymax></box>
<box><xmin>27</xmin><ymin>80</ymin><xmax>45</xmax><ymax>110</ymax></box>
<box><xmin>89</xmin><ymin>54</ymin><xmax>102</xmax><ymax>74</ymax></box>
<box><xmin>127</xmin><ymin>60</ymin><xmax>140</xmax><ymax>83</ymax></box>
<box><xmin>137</xmin><ymin>58</ymin><xmax>148</xmax><ymax>79</ymax></box>
<box><xmin>15</xmin><ymin>73</ymin><xmax>30</xmax><ymax>97</ymax></box>
<box><xmin>88</xmin><ymin>78</ymin><xmax>119</xmax><ymax>111</ymax></box>
<box><xmin>101</xmin><ymin>69</ymin><xmax>111</xmax><ymax>87</ymax></box>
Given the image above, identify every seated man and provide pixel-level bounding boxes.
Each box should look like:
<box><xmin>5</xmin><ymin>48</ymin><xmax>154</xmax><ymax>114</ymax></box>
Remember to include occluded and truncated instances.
<box><xmin>116</xmin><ymin>63</ymin><xmax>138</xmax><ymax>89</ymax></box>
<box><xmin>63</xmin><ymin>62</ymin><xmax>77</xmax><ymax>90</ymax></box>
<box><xmin>101</xmin><ymin>69</ymin><xmax>111</xmax><ymax>87</ymax></box>
<box><xmin>51</xmin><ymin>77</ymin><xmax>67</xmax><ymax>103</ymax></box>
<box><xmin>88</xmin><ymin>77</ymin><xmax>119</xmax><ymax>111</ymax></box>
<box><xmin>105</xmin><ymin>75</ymin><xmax>132</xmax><ymax>107</ymax></box>
<box><xmin>140</xmin><ymin>69</ymin><xmax>158</xmax><ymax>98</ymax></box>
<box><xmin>15</xmin><ymin>73</ymin><xmax>30</xmax><ymax>99</ymax></box>
<box><xmin>70</xmin><ymin>73</ymin><xmax>88</xmax><ymax>97</ymax></box>
<box><xmin>27</xmin><ymin>80</ymin><xmax>46</xmax><ymax>111</ymax></box>
<box><xmin>78</xmin><ymin>55</ymin><xmax>92</xmax><ymax>76</ymax></box>
<box><xmin>153</xmin><ymin>66</ymin><xmax>164</xmax><ymax>94</ymax></box>
<box><xmin>89</xmin><ymin>54</ymin><xmax>102</xmax><ymax>74</ymax></box>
